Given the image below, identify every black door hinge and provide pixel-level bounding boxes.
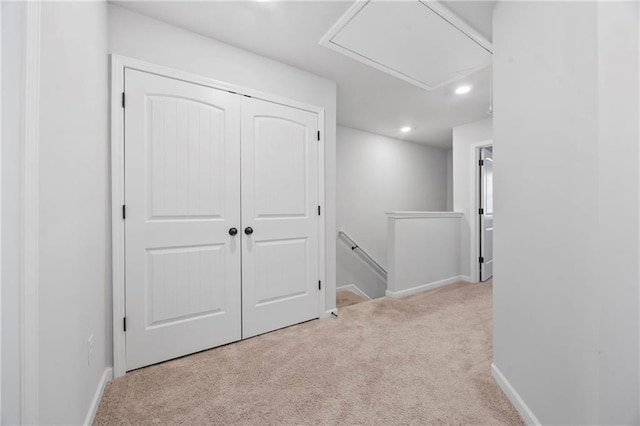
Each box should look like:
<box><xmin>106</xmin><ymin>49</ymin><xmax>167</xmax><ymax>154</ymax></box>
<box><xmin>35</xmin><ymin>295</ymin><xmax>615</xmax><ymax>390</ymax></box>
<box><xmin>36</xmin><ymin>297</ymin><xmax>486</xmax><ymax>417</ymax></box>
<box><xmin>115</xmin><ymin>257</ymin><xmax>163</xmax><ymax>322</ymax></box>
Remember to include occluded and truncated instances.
<box><xmin>318</xmin><ymin>205</ymin><xmax>321</xmax><ymax>216</ymax></box>
<box><xmin>479</xmin><ymin>208</ymin><xmax>484</xmax><ymax>215</ymax></box>
<box><xmin>318</xmin><ymin>280</ymin><xmax>322</xmax><ymax>290</ymax></box>
<box><xmin>122</xmin><ymin>205</ymin><xmax>126</xmax><ymax>220</ymax></box>
<box><xmin>122</xmin><ymin>92</ymin><xmax>125</xmax><ymax>108</ymax></box>
<box><xmin>317</xmin><ymin>131</ymin><xmax>320</xmax><ymax>141</ymax></box>
<box><xmin>123</xmin><ymin>317</ymin><xmax>127</xmax><ymax>332</ymax></box>
<box><xmin>479</xmin><ymin>159</ymin><xmax>484</xmax><ymax>166</ymax></box>
<box><xmin>479</xmin><ymin>257</ymin><xmax>484</xmax><ymax>264</ymax></box>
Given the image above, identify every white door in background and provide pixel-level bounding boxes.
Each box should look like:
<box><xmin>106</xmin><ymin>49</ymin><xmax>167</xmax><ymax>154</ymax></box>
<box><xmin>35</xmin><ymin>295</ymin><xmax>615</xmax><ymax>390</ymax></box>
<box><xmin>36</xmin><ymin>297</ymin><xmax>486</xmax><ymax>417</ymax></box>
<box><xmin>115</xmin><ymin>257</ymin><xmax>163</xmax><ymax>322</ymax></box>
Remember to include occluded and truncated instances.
<box><xmin>241</xmin><ymin>97</ymin><xmax>320</xmax><ymax>338</ymax></box>
<box><xmin>480</xmin><ymin>147</ymin><xmax>494</xmax><ymax>281</ymax></box>
<box><xmin>124</xmin><ymin>69</ymin><xmax>242</xmax><ymax>370</ymax></box>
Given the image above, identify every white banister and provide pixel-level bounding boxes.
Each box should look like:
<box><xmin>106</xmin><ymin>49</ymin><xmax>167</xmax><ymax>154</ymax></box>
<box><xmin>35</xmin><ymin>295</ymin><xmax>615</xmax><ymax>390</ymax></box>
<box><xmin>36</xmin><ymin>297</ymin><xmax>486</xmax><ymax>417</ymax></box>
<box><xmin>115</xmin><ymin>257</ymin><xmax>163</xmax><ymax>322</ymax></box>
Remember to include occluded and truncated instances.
<box><xmin>386</xmin><ymin>212</ymin><xmax>463</xmax><ymax>298</ymax></box>
<box><xmin>386</xmin><ymin>211</ymin><xmax>463</xmax><ymax>219</ymax></box>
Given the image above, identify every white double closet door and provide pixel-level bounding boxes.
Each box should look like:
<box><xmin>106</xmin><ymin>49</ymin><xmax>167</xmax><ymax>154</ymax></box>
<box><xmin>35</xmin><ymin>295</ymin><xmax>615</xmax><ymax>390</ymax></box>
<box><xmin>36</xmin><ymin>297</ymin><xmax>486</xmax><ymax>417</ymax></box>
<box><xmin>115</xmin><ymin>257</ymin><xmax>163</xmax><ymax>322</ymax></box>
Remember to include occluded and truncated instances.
<box><xmin>124</xmin><ymin>69</ymin><xmax>320</xmax><ymax>371</ymax></box>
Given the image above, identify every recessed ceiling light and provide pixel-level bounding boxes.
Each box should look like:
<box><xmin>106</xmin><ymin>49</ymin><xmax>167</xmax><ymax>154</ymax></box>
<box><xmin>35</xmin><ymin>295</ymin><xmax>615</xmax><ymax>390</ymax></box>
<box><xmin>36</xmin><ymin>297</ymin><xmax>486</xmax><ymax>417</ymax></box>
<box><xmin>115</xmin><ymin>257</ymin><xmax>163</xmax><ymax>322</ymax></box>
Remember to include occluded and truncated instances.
<box><xmin>401</xmin><ymin>126</ymin><xmax>411</xmax><ymax>133</ymax></box>
<box><xmin>455</xmin><ymin>85</ymin><xmax>472</xmax><ymax>95</ymax></box>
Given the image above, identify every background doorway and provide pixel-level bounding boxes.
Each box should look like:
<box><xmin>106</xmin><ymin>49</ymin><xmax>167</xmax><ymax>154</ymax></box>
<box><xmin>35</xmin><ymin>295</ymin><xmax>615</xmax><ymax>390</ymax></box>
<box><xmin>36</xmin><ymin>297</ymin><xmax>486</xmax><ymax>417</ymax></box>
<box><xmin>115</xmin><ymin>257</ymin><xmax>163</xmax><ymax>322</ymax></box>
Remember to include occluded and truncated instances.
<box><xmin>479</xmin><ymin>146</ymin><xmax>493</xmax><ymax>281</ymax></box>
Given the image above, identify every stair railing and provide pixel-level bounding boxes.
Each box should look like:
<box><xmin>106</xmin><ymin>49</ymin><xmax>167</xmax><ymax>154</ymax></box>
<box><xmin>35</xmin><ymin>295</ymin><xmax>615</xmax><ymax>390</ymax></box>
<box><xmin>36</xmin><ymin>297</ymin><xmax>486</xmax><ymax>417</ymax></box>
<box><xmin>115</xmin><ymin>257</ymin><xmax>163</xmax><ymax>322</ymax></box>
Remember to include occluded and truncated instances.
<box><xmin>337</xmin><ymin>231</ymin><xmax>387</xmax><ymax>279</ymax></box>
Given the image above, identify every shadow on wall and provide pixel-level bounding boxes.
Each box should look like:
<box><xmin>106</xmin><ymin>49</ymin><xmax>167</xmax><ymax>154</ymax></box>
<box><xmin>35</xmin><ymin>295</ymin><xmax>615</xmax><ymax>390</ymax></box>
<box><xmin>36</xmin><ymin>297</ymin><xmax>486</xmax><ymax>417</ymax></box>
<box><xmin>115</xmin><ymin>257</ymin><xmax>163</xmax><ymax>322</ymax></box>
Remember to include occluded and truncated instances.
<box><xmin>336</xmin><ymin>237</ymin><xmax>387</xmax><ymax>299</ymax></box>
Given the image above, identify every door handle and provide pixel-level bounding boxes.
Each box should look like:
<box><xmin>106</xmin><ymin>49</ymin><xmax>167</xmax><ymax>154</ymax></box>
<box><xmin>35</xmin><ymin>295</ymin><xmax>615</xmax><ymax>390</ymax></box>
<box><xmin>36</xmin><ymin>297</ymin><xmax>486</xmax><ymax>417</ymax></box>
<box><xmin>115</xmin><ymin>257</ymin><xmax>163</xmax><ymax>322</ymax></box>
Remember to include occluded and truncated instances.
<box><xmin>244</xmin><ymin>227</ymin><xmax>254</xmax><ymax>235</ymax></box>
<box><xmin>229</xmin><ymin>227</ymin><xmax>238</xmax><ymax>236</ymax></box>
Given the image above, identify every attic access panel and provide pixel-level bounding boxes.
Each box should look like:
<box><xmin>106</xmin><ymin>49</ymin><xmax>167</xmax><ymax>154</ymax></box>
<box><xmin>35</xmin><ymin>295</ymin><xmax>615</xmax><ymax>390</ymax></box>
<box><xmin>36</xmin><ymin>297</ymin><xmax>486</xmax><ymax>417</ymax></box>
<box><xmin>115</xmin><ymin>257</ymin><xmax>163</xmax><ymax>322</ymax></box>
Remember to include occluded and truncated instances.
<box><xmin>320</xmin><ymin>0</ymin><xmax>492</xmax><ymax>91</ymax></box>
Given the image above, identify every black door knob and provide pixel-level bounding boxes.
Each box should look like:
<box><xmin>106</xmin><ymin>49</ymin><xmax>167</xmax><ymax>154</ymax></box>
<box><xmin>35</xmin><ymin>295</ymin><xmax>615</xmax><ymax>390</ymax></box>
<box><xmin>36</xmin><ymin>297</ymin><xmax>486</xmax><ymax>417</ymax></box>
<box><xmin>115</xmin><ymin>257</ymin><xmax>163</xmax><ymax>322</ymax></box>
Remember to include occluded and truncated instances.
<box><xmin>229</xmin><ymin>227</ymin><xmax>238</xmax><ymax>236</ymax></box>
<box><xmin>244</xmin><ymin>227</ymin><xmax>254</xmax><ymax>235</ymax></box>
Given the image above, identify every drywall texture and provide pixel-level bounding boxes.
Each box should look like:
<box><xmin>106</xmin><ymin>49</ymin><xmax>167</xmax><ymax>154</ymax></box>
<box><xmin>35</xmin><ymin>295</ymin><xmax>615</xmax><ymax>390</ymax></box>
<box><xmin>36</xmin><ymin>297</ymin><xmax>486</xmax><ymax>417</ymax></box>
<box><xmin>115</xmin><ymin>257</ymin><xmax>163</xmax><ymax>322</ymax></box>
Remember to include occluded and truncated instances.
<box><xmin>336</xmin><ymin>239</ymin><xmax>386</xmax><ymax>299</ymax></box>
<box><xmin>387</xmin><ymin>215</ymin><xmax>461</xmax><ymax>296</ymax></box>
<box><xmin>596</xmin><ymin>2</ymin><xmax>639</xmax><ymax>422</ymax></box>
<box><xmin>446</xmin><ymin>149</ymin><xmax>453</xmax><ymax>211</ymax></box>
<box><xmin>452</xmin><ymin>118</ymin><xmax>492</xmax><ymax>280</ymax></box>
<box><xmin>37</xmin><ymin>2</ymin><xmax>110</xmax><ymax>424</ymax></box>
<box><xmin>336</xmin><ymin>126</ymin><xmax>448</xmax><ymax>295</ymax></box>
<box><xmin>2</xmin><ymin>2</ymin><xmax>24</xmax><ymax>424</ymax></box>
<box><xmin>108</xmin><ymin>4</ymin><xmax>338</xmax><ymax>311</ymax></box>
<box><xmin>493</xmin><ymin>2</ymin><xmax>639</xmax><ymax>424</ymax></box>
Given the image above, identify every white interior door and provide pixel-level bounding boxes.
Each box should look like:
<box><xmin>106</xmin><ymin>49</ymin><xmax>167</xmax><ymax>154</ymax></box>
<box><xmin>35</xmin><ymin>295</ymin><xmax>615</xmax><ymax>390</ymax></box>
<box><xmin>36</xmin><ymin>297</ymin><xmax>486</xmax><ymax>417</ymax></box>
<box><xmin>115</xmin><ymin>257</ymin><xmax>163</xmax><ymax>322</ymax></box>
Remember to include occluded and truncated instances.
<box><xmin>240</xmin><ymin>97</ymin><xmax>320</xmax><ymax>338</ymax></box>
<box><xmin>124</xmin><ymin>69</ymin><xmax>242</xmax><ymax>370</ymax></box>
<box><xmin>480</xmin><ymin>147</ymin><xmax>493</xmax><ymax>281</ymax></box>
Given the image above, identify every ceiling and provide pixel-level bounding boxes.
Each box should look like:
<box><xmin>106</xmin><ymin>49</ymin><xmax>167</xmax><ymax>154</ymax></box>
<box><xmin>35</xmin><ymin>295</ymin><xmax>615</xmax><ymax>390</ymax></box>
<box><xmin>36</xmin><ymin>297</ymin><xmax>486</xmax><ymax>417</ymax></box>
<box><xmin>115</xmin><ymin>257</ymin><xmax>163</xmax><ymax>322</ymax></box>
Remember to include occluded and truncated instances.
<box><xmin>112</xmin><ymin>1</ymin><xmax>495</xmax><ymax>149</ymax></box>
<box><xmin>322</xmin><ymin>1</ymin><xmax>492</xmax><ymax>90</ymax></box>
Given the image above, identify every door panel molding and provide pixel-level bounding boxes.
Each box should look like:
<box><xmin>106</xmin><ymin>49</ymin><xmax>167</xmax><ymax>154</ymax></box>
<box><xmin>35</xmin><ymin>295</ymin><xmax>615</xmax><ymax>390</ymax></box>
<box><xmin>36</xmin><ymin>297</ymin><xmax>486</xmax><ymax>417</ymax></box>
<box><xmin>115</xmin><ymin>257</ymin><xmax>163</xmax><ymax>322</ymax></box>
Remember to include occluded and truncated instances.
<box><xmin>110</xmin><ymin>55</ymin><xmax>326</xmax><ymax>378</ymax></box>
<box><xmin>241</xmin><ymin>98</ymin><xmax>320</xmax><ymax>337</ymax></box>
<box><xmin>123</xmin><ymin>68</ymin><xmax>243</xmax><ymax>371</ymax></box>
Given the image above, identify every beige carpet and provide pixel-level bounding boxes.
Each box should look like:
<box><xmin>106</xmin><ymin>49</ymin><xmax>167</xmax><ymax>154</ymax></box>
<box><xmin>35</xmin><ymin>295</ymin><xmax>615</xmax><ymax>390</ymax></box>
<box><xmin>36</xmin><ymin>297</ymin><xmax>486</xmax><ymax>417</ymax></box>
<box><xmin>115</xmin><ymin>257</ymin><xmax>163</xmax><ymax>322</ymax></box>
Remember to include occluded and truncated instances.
<box><xmin>95</xmin><ymin>280</ymin><xmax>522</xmax><ymax>425</ymax></box>
<box><xmin>336</xmin><ymin>290</ymin><xmax>368</xmax><ymax>309</ymax></box>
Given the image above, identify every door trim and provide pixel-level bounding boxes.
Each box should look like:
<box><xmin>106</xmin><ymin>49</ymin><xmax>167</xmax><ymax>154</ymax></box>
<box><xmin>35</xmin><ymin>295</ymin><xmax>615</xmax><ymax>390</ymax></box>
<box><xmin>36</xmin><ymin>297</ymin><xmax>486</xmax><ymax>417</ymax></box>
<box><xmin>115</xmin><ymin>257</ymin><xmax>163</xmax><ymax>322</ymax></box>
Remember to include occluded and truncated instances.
<box><xmin>478</xmin><ymin>146</ymin><xmax>493</xmax><ymax>282</ymax></box>
<box><xmin>110</xmin><ymin>55</ymin><xmax>327</xmax><ymax>378</ymax></box>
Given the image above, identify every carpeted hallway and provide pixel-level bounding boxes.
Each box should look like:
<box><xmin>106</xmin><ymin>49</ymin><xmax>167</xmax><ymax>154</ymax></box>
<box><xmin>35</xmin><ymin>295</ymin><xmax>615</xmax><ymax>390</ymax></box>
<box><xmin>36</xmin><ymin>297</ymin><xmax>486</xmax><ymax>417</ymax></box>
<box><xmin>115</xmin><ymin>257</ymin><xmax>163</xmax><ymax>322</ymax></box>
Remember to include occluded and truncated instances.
<box><xmin>94</xmin><ymin>280</ymin><xmax>522</xmax><ymax>425</ymax></box>
<box><xmin>336</xmin><ymin>289</ymin><xmax>368</xmax><ymax>309</ymax></box>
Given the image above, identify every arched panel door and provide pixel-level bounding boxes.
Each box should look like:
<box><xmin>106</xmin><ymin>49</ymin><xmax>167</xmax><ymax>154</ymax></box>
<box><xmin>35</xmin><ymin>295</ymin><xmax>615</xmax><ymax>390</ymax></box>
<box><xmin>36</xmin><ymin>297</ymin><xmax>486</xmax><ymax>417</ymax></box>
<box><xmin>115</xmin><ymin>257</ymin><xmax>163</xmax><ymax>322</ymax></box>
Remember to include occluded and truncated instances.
<box><xmin>240</xmin><ymin>97</ymin><xmax>320</xmax><ymax>338</ymax></box>
<box><xmin>124</xmin><ymin>69</ymin><xmax>241</xmax><ymax>370</ymax></box>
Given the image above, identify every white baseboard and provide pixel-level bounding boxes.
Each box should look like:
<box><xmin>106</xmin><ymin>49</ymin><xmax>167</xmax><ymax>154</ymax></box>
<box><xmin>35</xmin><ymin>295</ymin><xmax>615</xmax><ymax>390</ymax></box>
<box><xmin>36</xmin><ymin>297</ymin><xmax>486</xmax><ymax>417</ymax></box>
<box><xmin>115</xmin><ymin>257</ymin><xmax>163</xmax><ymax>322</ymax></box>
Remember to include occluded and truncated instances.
<box><xmin>385</xmin><ymin>276</ymin><xmax>462</xmax><ymax>299</ymax></box>
<box><xmin>320</xmin><ymin>308</ymin><xmax>338</xmax><ymax>319</ymax></box>
<box><xmin>491</xmin><ymin>363</ymin><xmax>540</xmax><ymax>426</ymax></box>
<box><xmin>336</xmin><ymin>284</ymin><xmax>372</xmax><ymax>301</ymax></box>
<box><xmin>460</xmin><ymin>275</ymin><xmax>474</xmax><ymax>283</ymax></box>
<box><xmin>83</xmin><ymin>367</ymin><xmax>113</xmax><ymax>426</ymax></box>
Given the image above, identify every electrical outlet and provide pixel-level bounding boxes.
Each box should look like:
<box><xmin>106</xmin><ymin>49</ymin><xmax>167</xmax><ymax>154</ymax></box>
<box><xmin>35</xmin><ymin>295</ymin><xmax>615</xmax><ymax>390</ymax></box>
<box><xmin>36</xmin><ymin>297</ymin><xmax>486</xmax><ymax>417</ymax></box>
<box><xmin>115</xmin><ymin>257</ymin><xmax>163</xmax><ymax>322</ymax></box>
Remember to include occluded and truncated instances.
<box><xmin>87</xmin><ymin>334</ymin><xmax>94</xmax><ymax>366</ymax></box>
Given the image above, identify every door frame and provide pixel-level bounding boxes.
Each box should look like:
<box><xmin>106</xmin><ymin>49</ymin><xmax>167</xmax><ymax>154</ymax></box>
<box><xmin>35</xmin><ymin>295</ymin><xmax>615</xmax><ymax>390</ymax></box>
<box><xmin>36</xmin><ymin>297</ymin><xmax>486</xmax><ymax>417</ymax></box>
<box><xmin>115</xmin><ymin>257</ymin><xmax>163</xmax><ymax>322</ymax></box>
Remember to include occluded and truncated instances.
<box><xmin>477</xmin><ymin>145</ymin><xmax>493</xmax><ymax>282</ymax></box>
<box><xmin>110</xmin><ymin>55</ymin><xmax>327</xmax><ymax>379</ymax></box>
<box><xmin>469</xmin><ymin>140</ymin><xmax>493</xmax><ymax>284</ymax></box>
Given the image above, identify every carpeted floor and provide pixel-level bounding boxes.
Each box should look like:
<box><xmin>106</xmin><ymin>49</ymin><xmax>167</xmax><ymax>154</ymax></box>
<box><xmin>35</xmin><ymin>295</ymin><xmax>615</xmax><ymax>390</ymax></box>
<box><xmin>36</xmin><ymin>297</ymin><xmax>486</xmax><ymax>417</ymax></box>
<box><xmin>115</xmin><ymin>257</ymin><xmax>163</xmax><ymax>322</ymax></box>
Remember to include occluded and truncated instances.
<box><xmin>94</xmin><ymin>280</ymin><xmax>522</xmax><ymax>425</ymax></box>
<box><xmin>336</xmin><ymin>290</ymin><xmax>368</xmax><ymax>309</ymax></box>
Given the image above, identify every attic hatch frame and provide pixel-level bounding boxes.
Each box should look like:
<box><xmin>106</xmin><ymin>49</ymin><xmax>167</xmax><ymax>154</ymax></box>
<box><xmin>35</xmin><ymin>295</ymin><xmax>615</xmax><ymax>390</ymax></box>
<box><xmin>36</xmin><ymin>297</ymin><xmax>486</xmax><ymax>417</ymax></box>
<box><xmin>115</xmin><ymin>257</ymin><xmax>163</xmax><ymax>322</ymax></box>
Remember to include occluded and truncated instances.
<box><xmin>319</xmin><ymin>0</ymin><xmax>493</xmax><ymax>91</ymax></box>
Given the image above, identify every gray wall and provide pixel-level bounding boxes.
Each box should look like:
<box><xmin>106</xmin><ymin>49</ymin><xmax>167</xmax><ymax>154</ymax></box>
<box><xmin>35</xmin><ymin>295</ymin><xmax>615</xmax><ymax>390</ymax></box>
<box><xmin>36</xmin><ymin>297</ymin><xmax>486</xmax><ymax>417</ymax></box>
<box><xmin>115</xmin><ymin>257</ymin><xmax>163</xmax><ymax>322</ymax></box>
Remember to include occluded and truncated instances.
<box><xmin>336</xmin><ymin>126</ymin><xmax>448</xmax><ymax>295</ymax></box>
<box><xmin>37</xmin><ymin>2</ymin><xmax>110</xmax><ymax>423</ymax></box>
<box><xmin>2</xmin><ymin>2</ymin><xmax>24</xmax><ymax>424</ymax></box>
<box><xmin>452</xmin><ymin>118</ymin><xmax>492</xmax><ymax>280</ymax></box>
<box><xmin>1</xmin><ymin>3</ymin><xmax>110</xmax><ymax>423</ymax></box>
<box><xmin>493</xmin><ymin>1</ymin><xmax>639</xmax><ymax>423</ymax></box>
<box><xmin>336</xmin><ymin>240</ymin><xmax>387</xmax><ymax>299</ymax></box>
<box><xmin>597</xmin><ymin>3</ymin><xmax>640</xmax><ymax>421</ymax></box>
<box><xmin>446</xmin><ymin>149</ymin><xmax>453</xmax><ymax>211</ymax></box>
<box><xmin>108</xmin><ymin>3</ymin><xmax>338</xmax><ymax>312</ymax></box>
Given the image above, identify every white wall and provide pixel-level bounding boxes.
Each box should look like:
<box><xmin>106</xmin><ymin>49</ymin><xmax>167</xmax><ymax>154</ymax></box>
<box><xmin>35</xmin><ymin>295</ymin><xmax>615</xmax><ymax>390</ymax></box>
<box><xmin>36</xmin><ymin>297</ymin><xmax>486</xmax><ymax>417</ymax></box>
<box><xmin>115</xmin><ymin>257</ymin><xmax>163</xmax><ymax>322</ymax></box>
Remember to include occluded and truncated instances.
<box><xmin>493</xmin><ymin>2</ymin><xmax>639</xmax><ymax>424</ymax></box>
<box><xmin>596</xmin><ymin>3</ymin><xmax>639</xmax><ymax>422</ymax></box>
<box><xmin>446</xmin><ymin>149</ymin><xmax>453</xmax><ymax>211</ymax></box>
<box><xmin>336</xmin><ymin>239</ymin><xmax>386</xmax><ymax>299</ymax></box>
<box><xmin>386</xmin><ymin>212</ymin><xmax>461</xmax><ymax>298</ymax></box>
<box><xmin>36</xmin><ymin>2</ymin><xmax>110</xmax><ymax>424</ymax></box>
<box><xmin>452</xmin><ymin>118</ymin><xmax>492</xmax><ymax>280</ymax></box>
<box><xmin>1</xmin><ymin>2</ymin><xmax>23</xmax><ymax>424</ymax></box>
<box><xmin>108</xmin><ymin>4</ymin><xmax>338</xmax><ymax>311</ymax></box>
<box><xmin>337</xmin><ymin>126</ymin><xmax>448</xmax><ymax>275</ymax></box>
